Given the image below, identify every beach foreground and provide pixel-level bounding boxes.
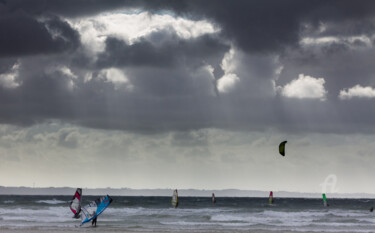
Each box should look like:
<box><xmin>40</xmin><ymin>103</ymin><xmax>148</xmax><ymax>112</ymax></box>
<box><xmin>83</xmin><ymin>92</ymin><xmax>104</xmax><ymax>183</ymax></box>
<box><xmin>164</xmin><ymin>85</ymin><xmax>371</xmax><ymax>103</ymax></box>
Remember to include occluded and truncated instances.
<box><xmin>0</xmin><ymin>195</ymin><xmax>374</xmax><ymax>232</ymax></box>
<box><xmin>0</xmin><ymin>229</ymin><xmax>367</xmax><ymax>233</ymax></box>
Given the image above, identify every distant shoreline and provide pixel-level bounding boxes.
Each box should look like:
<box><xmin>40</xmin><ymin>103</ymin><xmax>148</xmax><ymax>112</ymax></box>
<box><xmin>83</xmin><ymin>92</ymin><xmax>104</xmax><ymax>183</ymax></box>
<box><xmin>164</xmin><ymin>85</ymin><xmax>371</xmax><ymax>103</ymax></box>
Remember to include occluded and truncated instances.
<box><xmin>0</xmin><ymin>186</ymin><xmax>374</xmax><ymax>198</ymax></box>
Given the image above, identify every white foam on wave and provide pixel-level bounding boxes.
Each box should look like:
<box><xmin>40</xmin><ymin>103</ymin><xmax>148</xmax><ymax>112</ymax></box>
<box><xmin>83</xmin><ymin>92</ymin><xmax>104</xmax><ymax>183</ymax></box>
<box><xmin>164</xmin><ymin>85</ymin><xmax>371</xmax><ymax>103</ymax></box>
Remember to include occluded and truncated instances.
<box><xmin>161</xmin><ymin>220</ymin><xmax>253</xmax><ymax>227</ymax></box>
<box><xmin>359</xmin><ymin>200</ymin><xmax>371</xmax><ymax>203</ymax></box>
<box><xmin>105</xmin><ymin>207</ymin><xmax>169</xmax><ymax>219</ymax></box>
<box><xmin>210</xmin><ymin>212</ymin><xmax>283</xmax><ymax>228</ymax></box>
<box><xmin>3</xmin><ymin>200</ymin><xmax>14</xmax><ymax>204</ymax></box>
<box><xmin>328</xmin><ymin>210</ymin><xmax>368</xmax><ymax>218</ymax></box>
<box><xmin>209</xmin><ymin>209</ymin><xmax>375</xmax><ymax>231</ymax></box>
<box><xmin>310</xmin><ymin>222</ymin><xmax>373</xmax><ymax>227</ymax></box>
<box><xmin>105</xmin><ymin>207</ymin><xmax>227</xmax><ymax>217</ymax></box>
<box><xmin>262</xmin><ymin>210</ymin><xmax>326</xmax><ymax>218</ymax></box>
<box><xmin>161</xmin><ymin>220</ymin><xmax>216</xmax><ymax>226</ymax></box>
<box><xmin>35</xmin><ymin>199</ymin><xmax>66</xmax><ymax>204</ymax></box>
<box><xmin>0</xmin><ymin>206</ymin><xmax>73</xmax><ymax>224</ymax></box>
<box><xmin>210</xmin><ymin>210</ymin><xmax>329</xmax><ymax>228</ymax></box>
<box><xmin>289</xmin><ymin>227</ymin><xmax>375</xmax><ymax>233</ymax></box>
<box><xmin>211</xmin><ymin>213</ymin><xmax>251</xmax><ymax>222</ymax></box>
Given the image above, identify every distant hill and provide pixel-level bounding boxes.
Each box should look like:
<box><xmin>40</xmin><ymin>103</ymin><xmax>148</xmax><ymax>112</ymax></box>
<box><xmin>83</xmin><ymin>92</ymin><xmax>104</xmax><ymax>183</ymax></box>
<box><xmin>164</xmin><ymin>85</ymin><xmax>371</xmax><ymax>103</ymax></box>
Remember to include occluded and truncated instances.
<box><xmin>0</xmin><ymin>186</ymin><xmax>374</xmax><ymax>198</ymax></box>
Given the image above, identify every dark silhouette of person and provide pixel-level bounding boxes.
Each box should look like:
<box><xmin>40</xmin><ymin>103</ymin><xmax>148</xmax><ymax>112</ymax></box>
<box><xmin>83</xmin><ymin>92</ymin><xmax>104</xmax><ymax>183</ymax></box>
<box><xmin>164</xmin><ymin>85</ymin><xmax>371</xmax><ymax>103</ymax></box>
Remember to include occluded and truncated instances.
<box><xmin>92</xmin><ymin>216</ymin><xmax>97</xmax><ymax>227</ymax></box>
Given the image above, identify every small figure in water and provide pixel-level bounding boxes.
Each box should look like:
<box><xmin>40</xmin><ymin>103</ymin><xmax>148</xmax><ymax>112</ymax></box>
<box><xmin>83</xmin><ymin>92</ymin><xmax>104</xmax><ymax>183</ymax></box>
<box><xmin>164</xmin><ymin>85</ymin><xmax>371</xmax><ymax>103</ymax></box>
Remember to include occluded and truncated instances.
<box><xmin>370</xmin><ymin>207</ymin><xmax>373</xmax><ymax>212</ymax></box>
<box><xmin>212</xmin><ymin>193</ymin><xmax>216</xmax><ymax>203</ymax></box>
<box><xmin>92</xmin><ymin>216</ymin><xmax>97</xmax><ymax>227</ymax></box>
<box><xmin>73</xmin><ymin>213</ymin><xmax>81</xmax><ymax>219</ymax></box>
<box><xmin>174</xmin><ymin>189</ymin><xmax>179</xmax><ymax>208</ymax></box>
<box><xmin>269</xmin><ymin>191</ymin><xmax>274</xmax><ymax>204</ymax></box>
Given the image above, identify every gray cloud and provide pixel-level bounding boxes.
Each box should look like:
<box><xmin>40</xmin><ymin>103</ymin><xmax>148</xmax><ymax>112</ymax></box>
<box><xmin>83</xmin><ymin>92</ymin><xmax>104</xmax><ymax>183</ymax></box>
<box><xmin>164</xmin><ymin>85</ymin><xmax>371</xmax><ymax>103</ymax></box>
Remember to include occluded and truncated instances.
<box><xmin>3</xmin><ymin>0</ymin><xmax>375</xmax><ymax>53</ymax></box>
<box><xmin>97</xmin><ymin>32</ymin><xmax>229</xmax><ymax>70</ymax></box>
<box><xmin>0</xmin><ymin>0</ymin><xmax>375</xmax><ymax>135</ymax></box>
<box><xmin>0</xmin><ymin>13</ymin><xmax>79</xmax><ymax>57</ymax></box>
<box><xmin>171</xmin><ymin>130</ymin><xmax>208</xmax><ymax>147</ymax></box>
<box><xmin>57</xmin><ymin>128</ymin><xmax>79</xmax><ymax>148</ymax></box>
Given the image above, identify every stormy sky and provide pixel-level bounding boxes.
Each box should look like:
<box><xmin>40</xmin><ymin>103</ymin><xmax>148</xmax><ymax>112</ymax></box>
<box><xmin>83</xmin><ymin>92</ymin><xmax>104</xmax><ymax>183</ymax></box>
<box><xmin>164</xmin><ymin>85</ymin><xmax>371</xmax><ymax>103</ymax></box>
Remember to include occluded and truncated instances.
<box><xmin>1</xmin><ymin>0</ymin><xmax>375</xmax><ymax>194</ymax></box>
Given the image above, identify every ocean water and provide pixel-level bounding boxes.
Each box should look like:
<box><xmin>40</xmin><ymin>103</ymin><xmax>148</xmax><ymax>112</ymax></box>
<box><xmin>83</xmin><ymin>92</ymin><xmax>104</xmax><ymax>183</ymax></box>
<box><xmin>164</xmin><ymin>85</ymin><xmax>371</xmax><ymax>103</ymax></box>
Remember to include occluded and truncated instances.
<box><xmin>0</xmin><ymin>195</ymin><xmax>374</xmax><ymax>232</ymax></box>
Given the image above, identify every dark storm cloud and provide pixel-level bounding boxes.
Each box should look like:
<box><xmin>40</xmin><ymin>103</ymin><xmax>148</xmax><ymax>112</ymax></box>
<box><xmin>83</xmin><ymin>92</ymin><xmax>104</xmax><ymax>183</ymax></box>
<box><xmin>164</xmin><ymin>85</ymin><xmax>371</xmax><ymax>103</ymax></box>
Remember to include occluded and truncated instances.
<box><xmin>0</xmin><ymin>12</ymin><xmax>79</xmax><ymax>57</ymax></box>
<box><xmin>97</xmin><ymin>32</ymin><xmax>229</xmax><ymax>70</ymax></box>
<box><xmin>22</xmin><ymin>0</ymin><xmax>297</xmax><ymax>53</ymax></box>
<box><xmin>146</xmin><ymin>0</ymin><xmax>375</xmax><ymax>53</ymax></box>
<box><xmin>1</xmin><ymin>0</ymin><xmax>375</xmax><ymax>134</ymax></box>
<box><xmin>0</xmin><ymin>58</ymin><xmax>18</xmax><ymax>73</ymax></box>
<box><xmin>0</xmin><ymin>74</ymin><xmax>74</xmax><ymax>125</ymax></box>
<box><xmin>0</xmin><ymin>0</ymin><xmax>138</xmax><ymax>18</ymax></box>
<box><xmin>98</xmin><ymin>37</ymin><xmax>174</xmax><ymax>67</ymax></box>
<box><xmin>3</xmin><ymin>0</ymin><xmax>375</xmax><ymax>53</ymax></box>
<box><xmin>318</xmin><ymin>20</ymin><xmax>375</xmax><ymax>38</ymax></box>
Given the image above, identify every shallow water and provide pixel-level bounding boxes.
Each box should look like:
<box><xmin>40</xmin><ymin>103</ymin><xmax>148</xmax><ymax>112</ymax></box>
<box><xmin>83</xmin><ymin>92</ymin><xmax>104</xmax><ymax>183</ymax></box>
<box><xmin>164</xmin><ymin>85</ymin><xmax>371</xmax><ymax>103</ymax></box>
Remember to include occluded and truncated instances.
<box><xmin>0</xmin><ymin>195</ymin><xmax>374</xmax><ymax>232</ymax></box>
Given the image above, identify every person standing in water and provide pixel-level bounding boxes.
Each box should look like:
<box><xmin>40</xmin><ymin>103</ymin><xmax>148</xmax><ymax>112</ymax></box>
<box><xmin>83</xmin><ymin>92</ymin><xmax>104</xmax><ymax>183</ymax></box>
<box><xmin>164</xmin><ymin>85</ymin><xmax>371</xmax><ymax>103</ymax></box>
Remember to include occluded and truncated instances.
<box><xmin>92</xmin><ymin>216</ymin><xmax>97</xmax><ymax>227</ymax></box>
<box><xmin>269</xmin><ymin>191</ymin><xmax>274</xmax><ymax>204</ymax></box>
<box><xmin>91</xmin><ymin>209</ymin><xmax>97</xmax><ymax>227</ymax></box>
<box><xmin>212</xmin><ymin>193</ymin><xmax>216</xmax><ymax>203</ymax></box>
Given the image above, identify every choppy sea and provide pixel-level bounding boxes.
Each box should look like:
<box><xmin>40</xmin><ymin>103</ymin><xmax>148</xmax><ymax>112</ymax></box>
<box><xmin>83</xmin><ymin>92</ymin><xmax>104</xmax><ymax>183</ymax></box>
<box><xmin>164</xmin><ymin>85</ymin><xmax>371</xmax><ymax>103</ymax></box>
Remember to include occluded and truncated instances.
<box><xmin>0</xmin><ymin>195</ymin><xmax>374</xmax><ymax>232</ymax></box>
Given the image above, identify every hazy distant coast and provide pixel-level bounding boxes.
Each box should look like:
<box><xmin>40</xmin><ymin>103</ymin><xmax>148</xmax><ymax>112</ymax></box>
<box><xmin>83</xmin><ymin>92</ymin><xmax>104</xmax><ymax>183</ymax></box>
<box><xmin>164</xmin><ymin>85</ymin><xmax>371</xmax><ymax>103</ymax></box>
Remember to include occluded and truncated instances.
<box><xmin>0</xmin><ymin>186</ymin><xmax>374</xmax><ymax>198</ymax></box>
